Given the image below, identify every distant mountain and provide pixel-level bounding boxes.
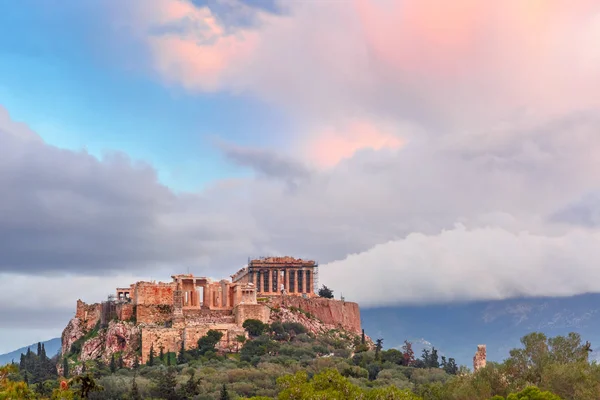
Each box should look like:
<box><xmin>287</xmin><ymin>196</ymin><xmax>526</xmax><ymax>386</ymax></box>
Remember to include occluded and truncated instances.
<box><xmin>0</xmin><ymin>338</ymin><xmax>61</xmax><ymax>366</ymax></box>
<box><xmin>361</xmin><ymin>293</ymin><xmax>600</xmax><ymax>368</ymax></box>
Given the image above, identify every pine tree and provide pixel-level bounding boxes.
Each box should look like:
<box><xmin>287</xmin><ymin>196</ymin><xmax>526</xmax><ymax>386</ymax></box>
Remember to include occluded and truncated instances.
<box><xmin>130</xmin><ymin>373</ymin><xmax>142</xmax><ymax>400</ymax></box>
<box><xmin>118</xmin><ymin>355</ymin><xmax>124</xmax><ymax>370</ymax></box>
<box><xmin>156</xmin><ymin>367</ymin><xmax>178</xmax><ymax>400</ymax></box>
<box><xmin>133</xmin><ymin>355</ymin><xmax>140</xmax><ymax>369</ymax></box>
<box><xmin>220</xmin><ymin>383</ymin><xmax>230</xmax><ymax>400</ymax></box>
<box><xmin>40</xmin><ymin>343</ymin><xmax>47</xmax><ymax>360</ymax></box>
<box><xmin>375</xmin><ymin>338</ymin><xmax>384</xmax><ymax>361</ymax></box>
<box><xmin>37</xmin><ymin>342</ymin><xmax>42</xmax><ymax>357</ymax></box>
<box><xmin>62</xmin><ymin>358</ymin><xmax>69</xmax><ymax>378</ymax></box>
<box><xmin>180</xmin><ymin>370</ymin><xmax>200</xmax><ymax>398</ymax></box>
<box><xmin>110</xmin><ymin>353</ymin><xmax>116</xmax><ymax>373</ymax></box>
<box><xmin>82</xmin><ymin>362</ymin><xmax>87</xmax><ymax>374</ymax></box>
<box><xmin>147</xmin><ymin>344</ymin><xmax>155</xmax><ymax>366</ymax></box>
<box><xmin>430</xmin><ymin>347</ymin><xmax>440</xmax><ymax>368</ymax></box>
<box><xmin>159</xmin><ymin>345</ymin><xmax>165</xmax><ymax>363</ymax></box>
<box><xmin>361</xmin><ymin>329</ymin><xmax>366</xmax><ymax>345</ymax></box>
<box><xmin>177</xmin><ymin>341</ymin><xmax>186</xmax><ymax>364</ymax></box>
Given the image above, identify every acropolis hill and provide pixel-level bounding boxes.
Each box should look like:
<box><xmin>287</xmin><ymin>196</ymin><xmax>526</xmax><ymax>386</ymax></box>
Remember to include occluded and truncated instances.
<box><xmin>60</xmin><ymin>257</ymin><xmax>363</xmax><ymax>372</ymax></box>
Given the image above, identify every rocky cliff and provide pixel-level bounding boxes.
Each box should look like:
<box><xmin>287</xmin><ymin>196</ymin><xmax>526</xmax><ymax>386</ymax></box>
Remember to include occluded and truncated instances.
<box><xmin>59</xmin><ymin>296</ymin><xmax>365</xmax><ymax>372</ymax></box>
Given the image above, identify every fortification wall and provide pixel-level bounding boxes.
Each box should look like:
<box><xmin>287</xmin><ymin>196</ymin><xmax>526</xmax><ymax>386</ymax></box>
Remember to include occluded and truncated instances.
<box><xmin>134</xmin><ymin>282</ymin><xmax>175</xmax><ymax>305</ymax></box>
<box><xmin>140</xmin><ymin>324</ymin><xmax>245</xmax><ymax>363</ymax></box>
<box><xmin>116</xmin><ymin>303</ymin><xmax>134</xmax><ymax>321</ymax></box>
<box><xmin>75</xmin><ymin>300</ymin><xmax>102</xmax><ymax>330</ymax></box>
<box><xmin>183</xmin><ymin>309</ymin><xmax>235</xmax><ymax>325</ymax></box>
<box><xmin>141</xmin><ymin>327</ymin><xmax>181</xmax><ymax>363</ymax></box>
<box><xmin>270</xmin><ymin>296</ymin><xmax>362</xmax><ymax>334</ymax></box>
<box><xmin>136</xmin><ymin>304</ymin><xmax>173</xmax><ymax>325</ymax></box>
<box><xmin>234</xmin><ymin>304</ymin><xmax>270</xmax><ymax>326</ymax></box>
<box><xmin>184</xmin><ymin>325</ymin><xmax>245</xmax><ymax>353</ymax></box>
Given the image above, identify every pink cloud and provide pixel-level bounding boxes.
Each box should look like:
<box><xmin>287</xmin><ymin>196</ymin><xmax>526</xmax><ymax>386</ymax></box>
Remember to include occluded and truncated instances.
<box><xmin>304</xmin><ymin>120</ymin><xmax>404</xmax><ymax>168</ymax></box>
<box><xmin>127</xmin><ymin>0</ymin><xmax>600</xmax><ymax>164</ymax></box>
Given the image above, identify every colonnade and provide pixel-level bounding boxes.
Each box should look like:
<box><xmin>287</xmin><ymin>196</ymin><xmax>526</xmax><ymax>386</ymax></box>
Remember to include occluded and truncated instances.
<box><xmin>252</xmin><ymin>268</ymin><xmax>312</xmax><ymax>295</ymax></box>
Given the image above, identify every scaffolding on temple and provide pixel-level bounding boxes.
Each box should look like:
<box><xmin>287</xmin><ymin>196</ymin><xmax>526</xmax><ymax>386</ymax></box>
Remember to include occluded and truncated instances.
<box><xmin>313</xmin><ymin>261</ymin><xmax>319</xmax><ymax>294</ymax></box>
<box><xmin>101</xmin><ymin>294</ymin><xmax>117</xmax><ymax>327</ymax></box>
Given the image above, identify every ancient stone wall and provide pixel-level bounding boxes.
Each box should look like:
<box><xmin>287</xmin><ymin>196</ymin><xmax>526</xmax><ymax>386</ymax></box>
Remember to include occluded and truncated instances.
<box><xmin>184</xmin><ymin>325</ymin><xmax>245</xmax><ymax>353</ymax></box>
<box><xmin>234</xmin><ymin>304</ymin><xmax>271</xmax><ymax>326</ymax></box>
<box><xmin>75</xmin><ymin>300</ymin><xmax>102</xmax><ymax>330</ymax></box>
<box><xmin>141</xmin><ymin>327</ymin><xmax>181</xmax><ymax>364</ymax></box>
<box><xmin>116</xmin><ymin>303</ymin><xmax>134</xmax><ymax>321</ymax></box>
<box><xmin>134</xmin><ymin>282</ymin><xmax>175</xmax><ymax>305</ymax></box>
<box><xmin>473</xmin><ymin>344</ymin><xmax>486</xmax><ymax>371</ymax></box>
<box><xmin>136</xmin><ymin>304</ymin><xmax>173</xmax><ymax>325</ymax></box>
<box><xmin>183</xmin><ymin>309</ymin><xmax>235</xmax><ymax>325</ymax></box>
<box><xmin>140</xmin><ymin>324</ymin><xmax>246</xmax><ymax>363</ymax></box>
<box><xmin>269</xmin><ymin>296</ymin><xmax>361</xmax><ymax>334</ymax></box>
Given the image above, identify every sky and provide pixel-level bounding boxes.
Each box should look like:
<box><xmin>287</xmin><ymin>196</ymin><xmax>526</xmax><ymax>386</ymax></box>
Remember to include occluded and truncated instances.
<box><xmin>1</xmin><ymin>0</ymin><xmax>600</xmax><ymax>354</ymax></box>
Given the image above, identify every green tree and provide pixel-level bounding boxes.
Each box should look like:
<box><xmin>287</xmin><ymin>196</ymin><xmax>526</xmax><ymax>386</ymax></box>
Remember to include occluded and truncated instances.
<box><xmin>62</xmin><ymin>358</ymin><xmax>69</xmax><ymax>378</ymax></box>
<box><xmin>375</xmin><ymin>338</ymin><xmax>384</xmax><ymax>361</ymax></box>
<box><xmin>242</xmin><ymin>319</ymin><xmax>268</xmax><ymax>337</ymax></box>
<box><xmin>430</xmin><ymin>347</ymin><xmax>440</xmax><ymax>368</ymax></box>
<box><xmin>130</xmin><ymin>373</ymin><xmax>142</xmax><ymax>400</ymax></box>
<box><xmin>220</xmin><ymin>383</ymin><xmax>230</xmax><ymax>400</ymax></box>
<box><xmin>109</xmin><ymin>354</ymin><xmax>116</xmax><ymax>373</ymax></box>
<box><xmin>197</xmin><ymin>329</ymin><xmax>224</xmax><ymax>356</ymax></box>
<box><xmin>159</xmin><ymin>345</ymin><xmax>165</xmax><ymax>363</ymax></box>
<box><xmin>69</xmin><ymin>373</ymin><xmax>103</xmax><ymax>399</ymax></box>
<box><xmin>155</xmin><ymin>367</ymin><xmax>178</xmax><ymax>400</ymax></box>
<box><xmin>318</xmin><ymin>285</ymin><xmax>334</xmax><ymax>299</ymax></box>
<box><xmin>177</xmin><ymin>340</ymin><xmax>186</xmax><ymax>364</ymax></box>
<box><xmin>503</xmin><ymin>386</ymin><xmax>561</xmax><ymax>400</ymax></box>
<box><xmin>381</xmin><ymin>348</ymin><xmax>404</xmax><ymax>365</ymax></box>
<box><xmin>179</xmin><ymin>369</ymin><xmax>200</xmax><ymax>398</ymax></box>
<box><xmin>147</xmin><ymin>343</ymin><xmax>155</xmax><ymax>366</ymax></box>
<box><xmin>235</xmin><ymin>334</ymin><xmax>247</xmax><ymax>351</ymax></box>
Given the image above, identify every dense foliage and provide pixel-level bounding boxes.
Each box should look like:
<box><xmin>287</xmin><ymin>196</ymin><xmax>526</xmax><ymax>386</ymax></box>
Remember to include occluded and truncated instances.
<box><xmin>2</xmin><ymin>323</ymin><xmax>596</xmax><ymax>399</ymax></box>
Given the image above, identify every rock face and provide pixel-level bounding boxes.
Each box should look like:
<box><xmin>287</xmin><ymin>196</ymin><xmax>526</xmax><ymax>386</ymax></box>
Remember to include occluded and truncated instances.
<box><xmin>473</xmin><ymin>344</ymin><xmax>486</xmax><ymax>371</ymax></box>
<box><xmin>270</xmin><ymin>296</ymin><xmax>362</xmax><ymax>334</ymax></box>
<box><xmin>59</xmin><ymin>295</ymin><xmax>364</xmax><ymax>370</ymax></box>
<box><xmin>59</xmin><ymin>318</ymin><xmax>141</xmax><ymax>375</ymax></box>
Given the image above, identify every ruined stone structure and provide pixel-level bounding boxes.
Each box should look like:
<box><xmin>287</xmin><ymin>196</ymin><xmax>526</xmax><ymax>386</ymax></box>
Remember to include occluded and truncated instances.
<box><xmin>62</xmin><ymin>256</ymin><xmax>361</xmax><ymax>368</ymax></box>
<box><xmin>231</xmin><ymin>256</ymin><xmax>318</xmax><ymax>296</ymax></box>
<box><xmin>473</xmin><ymin>344</ymin><xmax>486</xmax><ymax>371</ymax></box>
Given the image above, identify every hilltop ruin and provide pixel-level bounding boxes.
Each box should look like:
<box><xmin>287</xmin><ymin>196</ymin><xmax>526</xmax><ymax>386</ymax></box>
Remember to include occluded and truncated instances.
<box><xmin>60</xmin><ymin>257</ymin><xmax>362</xmax><ymax>371</ymax></box>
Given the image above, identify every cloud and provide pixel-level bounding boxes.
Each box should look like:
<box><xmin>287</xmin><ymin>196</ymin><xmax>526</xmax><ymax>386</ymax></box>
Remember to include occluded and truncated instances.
<box><xmin>217</xmin><ymin>140</ymin><xmax>311</xmax><ymax>182</ymax></box>
<box><xmin>5</xmin><ymin>2</ymin><xmax>600</xmax><ymax>351</ymax></box>
<box><xmin>126</xmin><ymin>0</ymin><xmax>600</xmax><ymax>130</ymax></box>
<box><xmin>321</xmin><ymin>225</ymin><xmax>600</xmax><ymax>308</ymax></box>
<box><xmin>550</xmin><ymin>193</ymin><xmax>600</xmax><ymax>228</ymax></box>
<box><xmin>0</xmin><ymin>106</ymin><xmax>264</xmax><ymax>275</ymax></box>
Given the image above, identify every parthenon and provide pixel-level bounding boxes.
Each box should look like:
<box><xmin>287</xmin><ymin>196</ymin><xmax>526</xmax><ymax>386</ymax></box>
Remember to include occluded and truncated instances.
<box><xmin>230</xmin><ymin>256</ymin><xmax>318</xmax><ymax>296</ymax></box>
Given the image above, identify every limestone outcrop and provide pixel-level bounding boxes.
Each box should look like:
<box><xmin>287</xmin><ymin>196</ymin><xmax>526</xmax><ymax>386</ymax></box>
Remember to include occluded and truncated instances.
<box><xmin>270</xmin><ymin>296</ymin><xmax>362</xmax><ymax>334</ymax></box>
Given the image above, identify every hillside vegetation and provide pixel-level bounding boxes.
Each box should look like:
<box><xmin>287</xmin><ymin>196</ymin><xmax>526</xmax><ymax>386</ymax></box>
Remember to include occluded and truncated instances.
<box><xmin>1</xmin><ymin>319</ymin><xmax>597</xmax><ymax>399</ymax></box>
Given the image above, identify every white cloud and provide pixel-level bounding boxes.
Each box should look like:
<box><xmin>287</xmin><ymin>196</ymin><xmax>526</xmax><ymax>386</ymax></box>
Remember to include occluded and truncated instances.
<box><xmin>321</xmin><ymin>225</ymin><xmax>600</xmax><ymax>307</ymax></box>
